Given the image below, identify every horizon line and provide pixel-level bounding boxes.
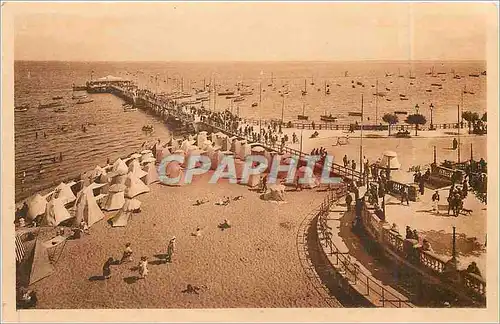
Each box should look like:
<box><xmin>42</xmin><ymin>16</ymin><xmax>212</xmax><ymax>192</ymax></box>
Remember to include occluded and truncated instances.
<box><xmin>14</xmin><ymin>59</ymin><xmax>487</xmax><ymax>63</ymax></box>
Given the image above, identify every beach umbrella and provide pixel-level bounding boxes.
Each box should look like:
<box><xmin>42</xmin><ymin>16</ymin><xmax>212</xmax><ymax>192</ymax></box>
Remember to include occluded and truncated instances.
<box><xmin>109</xmin><ymin>183</ymin><xmax>127</xmax><ymax>193</ymax></box>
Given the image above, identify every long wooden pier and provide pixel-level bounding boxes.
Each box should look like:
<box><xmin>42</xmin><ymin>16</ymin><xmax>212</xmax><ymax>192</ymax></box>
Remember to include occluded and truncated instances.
<box><xmin>106</xmin><ymin>84</ymin><xmax>366</xmax><ymax>184</ymax></box>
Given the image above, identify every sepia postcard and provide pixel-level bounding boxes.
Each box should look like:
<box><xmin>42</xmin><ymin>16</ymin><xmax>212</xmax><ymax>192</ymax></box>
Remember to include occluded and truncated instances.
<box><xmin>1</xmin><ymin>1</ymin><xmax>499</xmax><ymax>323</ymax></box>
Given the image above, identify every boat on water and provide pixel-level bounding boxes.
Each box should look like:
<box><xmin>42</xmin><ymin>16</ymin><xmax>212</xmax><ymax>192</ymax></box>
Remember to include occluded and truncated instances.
<box><xmin>469</xmin><ymin>73</ymin><xmax>480</xmax><ymax>77</ymax></box>
<box><xmin>225</xmin><ymin>95</ymin><xmax>239</xmax><ymax>99</ymax></box>
<box><xmin>240</xmin><ymin>91</ymin><xmax>253</xmax><ymax>96</ymax></box>
<box><xmin>385</xmin><ymin>88</ymin><xmax>391</xmax><ymax>91</ymax></box>
<box><xmin>394</xmin><ymin>111</ymin><xmax>408</xmax><ymax>115</ymax></box>
<box><xmin>76</xmin><ymin>98</ymin><xmax>94</xmax><ymax>104</ymax></box>
<box><xmin>72</xmin><ymin>94</ymin><xmax>88</xmax><ymax>100</ymax></box>
<box><xmin>233</xmin><ymin>96</ymin><xmax>245</xmax><ymax>102</ymax></box>
<box><xmin>453</xmin><ymin>75</ymin><xmax>462</xmax><ymax>79</ymax></box>
<box><xmin>426</xmin><ymin>89</ymin><xmax>432</xmax><ymax>92</ymax></box>
<box><xmin>431</xmin><ymin>83</ymin><xmax>442</xmax><ymax>87</ymax></box>
<box><xmin>251</xmin><ymin>102</ymin><xmax>258</xmax><ymax>107</ymax></box>
<box><xmin>481</xmin><ymin>71</ymin><xmax>487</xmax><ymax>76</ymax></box>
<box><xmin>400</xmin><ymin>97</ymin><xmax>409</xmax><ymax>101</ymax></box>
<box><xmin>52</xmin><ymin>96</ymin><xmax>64</xmax><ymax>100</ymax></box>
<box><xmin>386</xmin><ymin>98</ymin><xmax>392</xmax><ymax>101</ymax></box>
<box><xmin>301</xmin><ymin>79</ymin><xmax>307</xmax><ymax>96</ymax></box>
<box><xmin>437</xmin><ymin>72</ymin><xmax>447</xmax><ymax>75</ymax></box>
<box><xmin>410</xmin><ymin>82</ymin><xmax>414</xmax><ymax>85</ymax></box>
<box><xmin>399</xmin><ymin>94</ymin><xmax>406</xmax><ymax>97</ymax></box>
<box><xmin>15</xmin><ymin>104</ymin><xmax>30</xmax><ymax>112</ymax></box>
<box><xmin>320</xmin><ymin>114</ymin><xmax>337</xmax><ymax>122</ymax></box>
<box><xmin>54</xmin><ymin>107</ymin><xmax>67</xmax><ymax>113</ymax></box>
<box><xmin>72</xmin><ymin>85</ymin><xmax>87</xmax><ymax>91</ymax></box>
<box><xmin>297</xmin><ymin>104</ymin><xmax>308</xmax><ymax>120</ymax></box>
<box><xmin>39</xmin><ymin>101</ymin><xmax>63</xmax><ymax>109</ymax></box>
<box><xmin>374</xmin><ymin>92</ymin><xmax>386</xmax><ymax>97</ymax></box>
<box><xmin>356</xmin><ymin>81</ymin><xmax>363</xmax><ymax>86</ymax></box>
<box><xmin>218</xmin><ymin>91</ymin><xmax>234</xmax><ymax>96</ymax></box>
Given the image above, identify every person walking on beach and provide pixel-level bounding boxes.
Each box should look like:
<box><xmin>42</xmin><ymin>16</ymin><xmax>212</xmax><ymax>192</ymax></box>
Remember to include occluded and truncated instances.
<box><xmin>102</xmin><ymin>257</ymin><xmax>114</xmax><ymax>279</ymax></box>
<box><xmin>138</xmin><ymin>256</ymin><xmax>149</xmax><ymax>279</ymax></box>
<box><xmin>432</xmin><ymin>190</ymin><xmax>440</xmax><ymax>214</ymax></box>
<box><xmin>166</xmin><ymin>237</ymin><xmax>176</xmax><ymax>263</ymax></box>
<box><xmin>120</xmin><ymin>243</ymin><xmax>133</xmax><ymax>264</ymax></box>
<box><xmin>400</xmin><ymin>186</ymin><xmax>409</xmax><ymax>206</ymax></box>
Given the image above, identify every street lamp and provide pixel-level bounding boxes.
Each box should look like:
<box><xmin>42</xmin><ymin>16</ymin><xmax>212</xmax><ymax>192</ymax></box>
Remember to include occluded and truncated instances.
<box><xmin>429</xmin><ymin>103</ymin><xmax>434</xmax><ymax>130</ymax></box>
<box><xmin>415</xmin><ymin>104</ymin><xmax>420</xmax><ymax>114</ymax></box>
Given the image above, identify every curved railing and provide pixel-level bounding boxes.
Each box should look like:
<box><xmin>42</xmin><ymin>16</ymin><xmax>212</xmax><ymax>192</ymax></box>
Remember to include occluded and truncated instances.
<box><xmin>315</xmin><ymin>188</ymin><xmax>413</xmax><ymax>308</ymax></box>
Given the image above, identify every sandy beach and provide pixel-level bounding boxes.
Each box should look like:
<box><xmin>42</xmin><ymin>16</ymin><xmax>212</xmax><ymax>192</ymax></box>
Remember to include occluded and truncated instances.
<box><xmin>31</xmin><ymin>173</ymin><xmax>333</xmax><ymax>309</ymax></box>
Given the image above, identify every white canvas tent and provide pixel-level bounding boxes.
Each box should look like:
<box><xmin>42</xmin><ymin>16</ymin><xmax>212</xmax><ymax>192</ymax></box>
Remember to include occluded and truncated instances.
<box><xmin>111</xmin><ymin>158</ymin><xmax>128</xmax><ymax>176</ymax></box>
<box><xmin>102</xmin><ymin>184</ymin><xmax>126</xmax><ymax>211</ymax></box>
<box><xmin>74</xmin><ymin>186</ymin><xmax>105</xmax><ymax>227</ymax></box>
<box><xmin>128</xmin><ymin>159</ymin><xmax>148</xmax><ymax>179</ymax></box>
<box><xmin>26</xmin><ymin>194</ymin><xmax>47</xmax><ymax>221</ymax></box>
<box><xmin>125</xmin><ymin>172</ymin><xmax>150</xmax><ymax>198</ymax></box>
<box><xmin>43</xmin><ymin>196</ymin><xmax>72</xmax><ymax>226</ymax></box>
<box><xmin>142</xmin><ymin>162</ymin><xmax>159</xmax><ymax>185</ymax></box>
<box><xmin>53</xmin><ymin>182</ymin><xmax>77</xmax><ymax>205</ymax></box>
<box><xmin>109</xmin><ymin>210</ymin><xmax>132</xmax><ymax>227</ymax></box>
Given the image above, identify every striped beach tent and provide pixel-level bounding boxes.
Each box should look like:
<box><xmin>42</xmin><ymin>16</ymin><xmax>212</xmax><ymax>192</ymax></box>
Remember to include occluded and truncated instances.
<box><xmin>15</xmin><ymin>233</ymin><xmax>26</xmax><ymax>263</ymax></box>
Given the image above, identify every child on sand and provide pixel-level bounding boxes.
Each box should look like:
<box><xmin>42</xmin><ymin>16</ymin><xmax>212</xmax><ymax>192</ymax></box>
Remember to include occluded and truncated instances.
<box><xmin>102</xmin><ymin>257</ymin><xmax>114</xmax><ymax>279</ymax></box>
<box><xmin>121</xmin><ymin>243</ymin><xmax>133</xmax><ymax>263</ymax></box>
<box><xmin>166</xmin><ymin>237</ymin><xmax>176</xmax><ymax>263</ymax></box>
<box><xmin>138</xmin><ymin>256</ymin><xmax>149</xmax><ymax>279</ymax></box>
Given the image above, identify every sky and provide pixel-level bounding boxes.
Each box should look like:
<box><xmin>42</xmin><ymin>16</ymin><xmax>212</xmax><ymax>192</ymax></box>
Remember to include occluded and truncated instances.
<box><xmin>9</xmin><ymin>2</ymin><xmax>496</xmax><ymax>62</ymax></box>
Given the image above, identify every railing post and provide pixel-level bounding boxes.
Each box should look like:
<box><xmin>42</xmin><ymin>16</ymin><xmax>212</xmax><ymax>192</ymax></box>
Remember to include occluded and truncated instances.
<box><xmin>366</xmin><ymin>276</ymin><xmax>370</xmax><ymax>295</ymax></box>
<box><xmin>382</xmin><ymin>289</ymin><xmax>385</xmax><ymax>307</ymax></box>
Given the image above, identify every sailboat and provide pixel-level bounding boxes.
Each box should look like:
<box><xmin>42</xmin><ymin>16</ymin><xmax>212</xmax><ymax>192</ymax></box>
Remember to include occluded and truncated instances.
<box><xmin>325</xmin><ymin>81</ymin><xmax>330</xmax><ymax>95</ymax></box>
<box><xmin>409</xmin><ymin>70</ymin><xmax>416</xmax><ymax>79</ymax></box>
<box><xmin>301</xmin><ymin>79</ymin><xmax>307</xmax><ymax>96</ymax></box>
<box><xmin>297</xmin><ymin>103</ymin><xmax>308</xmax><ymax>120</ymax></box>
<box><xmin>398</xmin><ymin>68</ymin><xmax>404</xmax><ymax>78</ymax></box>
<box><xmin>310</xmin><ymin>75</ymin><xmax>315</xmax><ymax>86</ymax></box>
<box><xmin>320</xmin><ymin>107</ymin><xmax>337</xmax><ymax>122</ymax></box>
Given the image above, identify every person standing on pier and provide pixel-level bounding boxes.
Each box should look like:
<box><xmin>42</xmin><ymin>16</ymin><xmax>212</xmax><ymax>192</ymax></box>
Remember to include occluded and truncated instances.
<box><xmin>432</xmin><ymin>190</ymin><xmax>440</xmax><ymax>214</ymax></box>
<box><xmin>345</xmin><ymin>193</ymin><xmax>353</xmax><ymax>211</ymax></box>
<box><xmin>400</xmin><ymin>186</ymin><xmax>410</xmax><ymax>206</ymax></box>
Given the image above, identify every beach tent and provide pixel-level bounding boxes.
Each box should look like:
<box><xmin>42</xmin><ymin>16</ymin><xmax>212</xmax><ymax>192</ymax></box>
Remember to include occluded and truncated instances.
<box><xmin>232</xmin><ymin>139</ymin><xmax>243</xmax><ymax>156</ymax></box>
<box><xmin>251</xmin><ymin>145</ymin><xmax>266</xmax><ymax>157</ymax></box>
<box><xmin>26</xmin><ymin>194</ymin><xmax>48</xmax><ymax>221</ymax></box>
<box><xmin>29</xmin><ymin>239</ymin><xmax>55</xmax><ymax>285</ymax></box>
<box><xmin>125</xmin><ymin>172</ymin><xmax>150</xmax><ymax>198</ymax></box>
<box><xmin>109</xmin><ymin>210</ymin><xmax>131</xmax><ymax>227</ymax></box>
<box><xmin>142</xmin><ymin>162</ymin><xmax>160</xmax><ymax>185</ymax></box>
<box><xmin>111</xmin><ymin>174</ymin><xmax>128</xmax><ymax>186</ymax></box>
<box><xmin>53</xmin><ymin>182</ymin><xmax>77</xmax><ymax>206</ymax></box>
<box><xmin>181</xmin><ymin>139</ymin><xmax>195</xmax><ymax>153</ymax></box>
<box><xmin>197</xmin><ymin>131</ymin><xmax>208</xmax><ymax>147</ymax></box>
<box><xmin>239</xmin><ymin>143</ymin><xmax>252</xmax><ymax>160</ymax></box>
<box><xmin>122</xmin><ymin>198</ymin><xmax>141</xmax><ymax>212</ymax></box>
<box><xmin>157</xmin><ymin>146</ymin><xmax>172</xmax><ymax>162</ymax></box>
<box><xmin>161</xmin><ymin>161</ymin><xmax>184</xmax><ymax>186</ymax></box>
<box><xmin>102</xmin><ymin>184</ymin><xmax>126</xmax><ymax>211</ymax></box>
<box><xmin>74</xmin><ymin>186</ymin><xmax>104</xmax><ymax>227</ymax></box>
<box><xmin>296</xmin><ymin>166</ymin><xmax>320</xmax><ymax>189</ymax></box>
<box><xmin>141</xmin><ymin>152</ymin><xmax>155</xmax><ymax>164</ymax></box>
<box><xmin>89</xmin><ymin>165</ymin><xmax>106</xmax><ymax>179</ymax></box>
<box><xmin>111</xmin><ymin>158</ymin><xmax>128</xmax><ymax>176</ymax></box>
<box><xmin>42</xmin><ymin>196</ymin><xmax>72</xmax><ymax>226</ymax></box>
<box><xmin>128</xmin><ymin>159</ymin><xmax>148</xmax><ymax>179</ymax></box>
<box><xmin>263</xmin><ymin>184</ymin><xmax>286</xmax><ymax>201</ymax></box>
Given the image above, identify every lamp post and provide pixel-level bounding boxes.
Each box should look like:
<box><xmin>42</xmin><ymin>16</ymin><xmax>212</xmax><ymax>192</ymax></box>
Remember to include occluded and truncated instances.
<box><xmin>429</xmin><ymin>103</ymin><xmax>434</xmax><ymax>130</ymax></box>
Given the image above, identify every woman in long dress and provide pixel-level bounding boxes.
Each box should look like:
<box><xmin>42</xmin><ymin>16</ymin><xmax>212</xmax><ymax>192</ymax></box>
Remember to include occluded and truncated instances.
<box><xmin>138</xmin><ymin>256</ymin><xmax>149</xmax><ymax>279</ymax></box>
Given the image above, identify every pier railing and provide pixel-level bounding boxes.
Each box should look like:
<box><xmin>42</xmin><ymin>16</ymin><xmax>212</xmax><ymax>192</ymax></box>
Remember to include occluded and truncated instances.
<box><xmin>386</xmin><ymin>180</ymin><xmax>417</xmax><ymax>202</ymax></box>
<box><xmin>316</xmin><ymin>187</ymin><xmax>413</xmax><ymax>308</ymax></box>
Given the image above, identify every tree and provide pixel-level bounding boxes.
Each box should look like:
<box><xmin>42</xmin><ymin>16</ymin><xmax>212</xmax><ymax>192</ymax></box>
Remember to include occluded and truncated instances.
<box><xmin>405</xmin><ymin>114</ymin><xmax>427</xmax><ymax>136</ymax></box>
<box><xmin>462</xmin><ymin>111</ymin><xmax>480</xmax><ymax>133</ymax></box>
<box><xmin>382</xmin><ymin>113</ymin><xmax>399</xmax><ymax>136</ymax></box>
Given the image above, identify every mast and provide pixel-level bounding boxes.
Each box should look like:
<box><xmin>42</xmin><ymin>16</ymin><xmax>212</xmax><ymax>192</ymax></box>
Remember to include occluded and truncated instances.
<box><xmin>271</xmin><ymin>72</ymin><xmax>274</xmax><ymax>85</ymax></box>
<box><xmin>457</xmin><ymin>104</ymin><xmax>461</xmax><ymax>163</ymax></box>
<box><xmin>375</xmin><ymin>79</ymin><xmax>379</xmax><ymax>125</ymax></box>
<box><xmin>213</xmin><ymin>77</ymin><xmax>217</xmax><ymax>111</ymax></box>
<box><xmin>302</xmin><ymin>103</ymin><xmax>305</xmax><ymax>116</ymax></box>
<box><xmin>259</xmin><ymin>81</ymin><xmax>262</xmax><ymax>131</ymax></box>
<box><xmin>360</xmin><ymin>94</ymin><xmax>364</xmax><ymax>181</ymax></box>
<box><xmin>281</xmin><ymin>94</ymin><xmax>285</xmax><ymax>124</ymax></box>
